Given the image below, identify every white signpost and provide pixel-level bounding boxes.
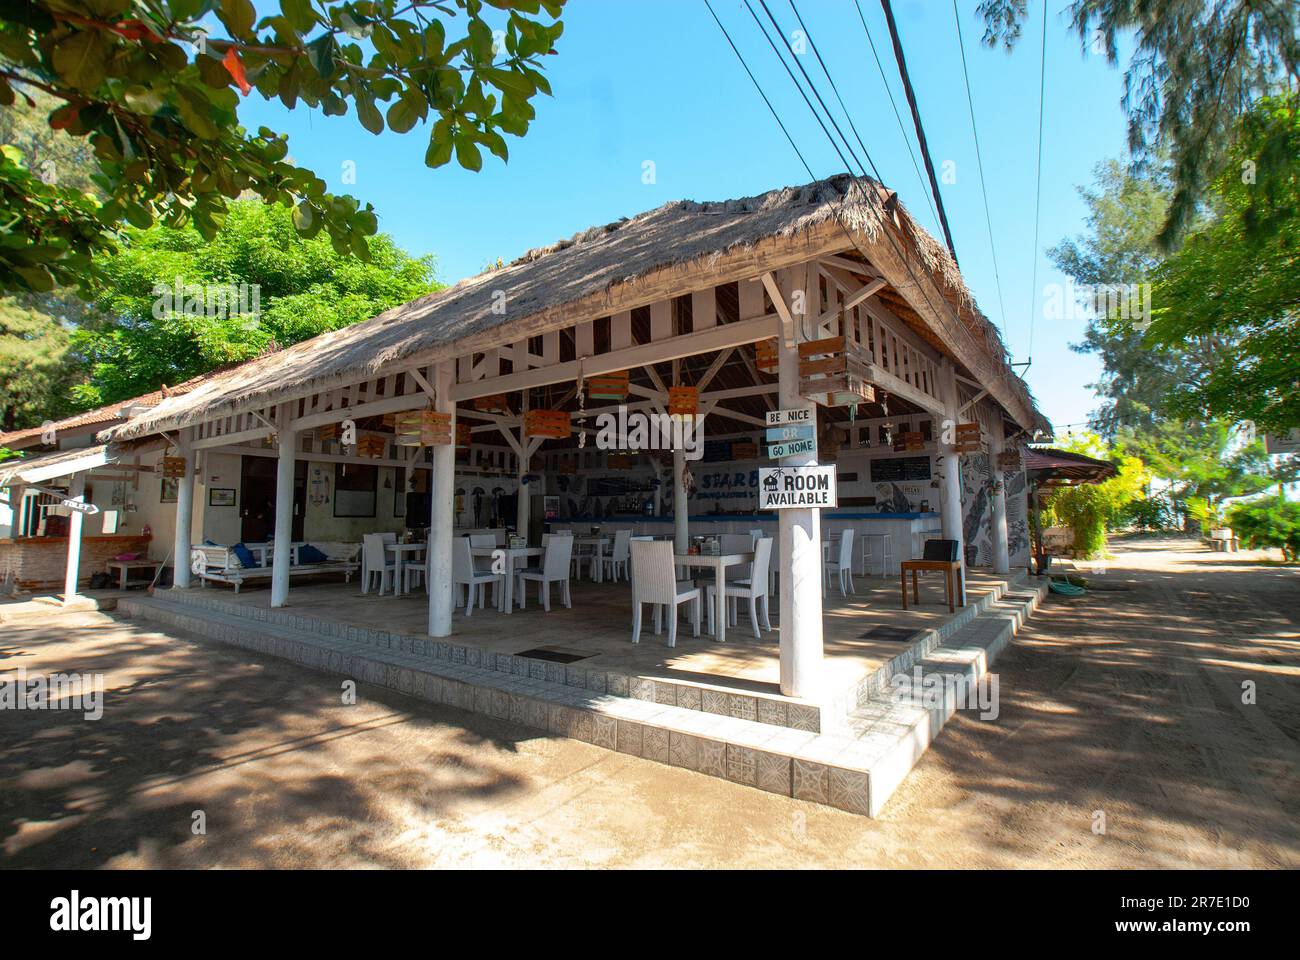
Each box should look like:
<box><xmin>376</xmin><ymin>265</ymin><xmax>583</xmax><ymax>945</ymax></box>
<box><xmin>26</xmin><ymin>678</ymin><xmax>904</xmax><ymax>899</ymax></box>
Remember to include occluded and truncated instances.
<box><xmin>757</xmin><ymin>465</ymin><xmax>838</xmax><ymax>510</ymax></box>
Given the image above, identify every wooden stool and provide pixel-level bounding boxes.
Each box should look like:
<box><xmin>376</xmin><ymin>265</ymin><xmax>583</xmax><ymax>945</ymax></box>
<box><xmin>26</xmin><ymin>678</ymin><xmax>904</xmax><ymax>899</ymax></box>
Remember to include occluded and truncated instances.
<box><xmin>899</xmin><ymin>559</ymin><xmax>964</xmax><ymax>613</ymax></box>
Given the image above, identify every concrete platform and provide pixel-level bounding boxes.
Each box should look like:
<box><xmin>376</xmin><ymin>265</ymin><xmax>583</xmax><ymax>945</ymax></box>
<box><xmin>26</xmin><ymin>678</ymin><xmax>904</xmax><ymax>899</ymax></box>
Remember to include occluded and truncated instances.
<box><xmin>117</xmin><ymin>571</ymin><xmax>1046</xmax><ymax>816</ymax></box>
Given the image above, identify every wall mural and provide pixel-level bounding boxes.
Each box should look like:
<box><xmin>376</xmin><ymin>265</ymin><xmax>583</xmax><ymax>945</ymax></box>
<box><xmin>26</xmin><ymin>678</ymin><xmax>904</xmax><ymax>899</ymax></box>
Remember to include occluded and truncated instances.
<box><xmin>960</xmin><ymin>450</ymin><xmax>1031</xmax><ymax>570</ymax></box>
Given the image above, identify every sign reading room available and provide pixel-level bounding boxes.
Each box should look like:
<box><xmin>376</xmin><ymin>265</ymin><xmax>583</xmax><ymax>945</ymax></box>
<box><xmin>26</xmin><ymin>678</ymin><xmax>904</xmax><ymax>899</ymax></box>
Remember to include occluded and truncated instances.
<box><xmin>757</xmin><ymin>465</ymin><xmax>838</xmax><ymax>510</ymax></box>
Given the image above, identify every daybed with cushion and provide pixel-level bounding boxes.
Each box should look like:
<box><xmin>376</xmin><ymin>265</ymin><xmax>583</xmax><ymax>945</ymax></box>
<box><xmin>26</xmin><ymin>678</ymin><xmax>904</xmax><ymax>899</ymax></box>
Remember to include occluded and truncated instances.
<box><xmin>190</xmin><ymin>541</ymin><xmax>360</xmax><ymax>592</ymax></box>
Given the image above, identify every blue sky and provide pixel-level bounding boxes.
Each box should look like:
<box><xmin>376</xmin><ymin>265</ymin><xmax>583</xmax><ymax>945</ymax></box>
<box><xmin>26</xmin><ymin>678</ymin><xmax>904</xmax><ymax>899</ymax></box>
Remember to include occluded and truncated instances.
<box><xmin>240</xmin><ymin>0</ymin><xmax>1136</xmax><ymax>434</ymax></box>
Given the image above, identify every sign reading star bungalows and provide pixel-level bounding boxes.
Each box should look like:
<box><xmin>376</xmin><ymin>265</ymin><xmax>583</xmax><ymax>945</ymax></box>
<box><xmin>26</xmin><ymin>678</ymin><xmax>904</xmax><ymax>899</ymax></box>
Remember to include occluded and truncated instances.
<box><xmin>757</xmin><ymin>466</ymin><xmax>838</xmax><ymax>510</ymax></box>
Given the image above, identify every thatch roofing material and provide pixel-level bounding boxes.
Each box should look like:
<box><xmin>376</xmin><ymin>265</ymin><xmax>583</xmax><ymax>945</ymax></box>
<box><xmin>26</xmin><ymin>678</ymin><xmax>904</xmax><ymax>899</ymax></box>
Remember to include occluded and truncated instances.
<box><xmin>104</xmin><ymin>176</ymin><xmax>1047</xmax><ymax>442</ymax></box>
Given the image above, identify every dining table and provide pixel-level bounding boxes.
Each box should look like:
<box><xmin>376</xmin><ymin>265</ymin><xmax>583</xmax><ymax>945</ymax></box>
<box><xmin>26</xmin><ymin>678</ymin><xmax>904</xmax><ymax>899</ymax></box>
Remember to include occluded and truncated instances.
<box><xmin>573</xmin><ymin>536</ymin><xmax>609</xmax><ymax>582</ymax></box>
<box><xmin>470</xmin><ymin>544</ymin><xmax>543</xmax><ymax>613</ymax></box>
<box><xmin>674</xmin><ymin>551</ymin><xmax>754</xmax><ymax>644</ymax></box>
<box><xmin>385</xmin><ymin>541</ymin><xmax>427</xmax><ymax>596</ymax></box>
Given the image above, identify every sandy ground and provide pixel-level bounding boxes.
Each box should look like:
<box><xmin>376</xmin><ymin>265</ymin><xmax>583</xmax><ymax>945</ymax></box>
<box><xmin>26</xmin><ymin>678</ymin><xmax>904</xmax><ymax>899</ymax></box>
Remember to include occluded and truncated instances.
<box><xmin>0</xmin><ymin>535</ymin><xmax>1296</xmax><ymax>869</ymax></box>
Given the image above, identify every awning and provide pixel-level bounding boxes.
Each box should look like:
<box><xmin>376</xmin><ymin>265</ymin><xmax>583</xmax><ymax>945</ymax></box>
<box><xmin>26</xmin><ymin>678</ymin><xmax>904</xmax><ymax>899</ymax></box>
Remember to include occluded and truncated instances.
<box><xmin>1024</xmin><ymin>447</ymin><xmax>1117</xmax><ymax>486</ymax></box>
<box><xmin>0</xmin><ymin>444</ymin><xmax>116</xmax><ymax>486</ymax></box>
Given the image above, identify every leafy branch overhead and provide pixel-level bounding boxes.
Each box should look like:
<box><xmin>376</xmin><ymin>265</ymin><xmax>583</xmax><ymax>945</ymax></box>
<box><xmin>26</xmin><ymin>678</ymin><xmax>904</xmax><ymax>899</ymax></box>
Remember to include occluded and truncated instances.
<box><xmin>0</xmin><ymin>0</ymin><xmax>566</xmax><ymax>292</ymax></box>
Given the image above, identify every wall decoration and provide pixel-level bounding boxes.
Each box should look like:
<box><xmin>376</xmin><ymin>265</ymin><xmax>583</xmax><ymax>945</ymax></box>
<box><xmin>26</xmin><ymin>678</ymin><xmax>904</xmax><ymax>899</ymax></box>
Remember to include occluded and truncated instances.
<box><xmin>209</xmin><ymin>488</ymin><xmax>236</xmax><ymax>507</ymax></box>
<box><xmin>160</xmin><ymin>477</ymin><xmax>179</xmax><ymax>504</ymax></box>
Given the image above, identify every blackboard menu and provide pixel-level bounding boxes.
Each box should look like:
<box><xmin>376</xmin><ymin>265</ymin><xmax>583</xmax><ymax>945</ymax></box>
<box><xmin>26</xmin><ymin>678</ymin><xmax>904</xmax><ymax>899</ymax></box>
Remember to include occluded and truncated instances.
<box><xmin>870</xmin><ymin>456</ymin><xmax>932</xmax><ymax>483</ymax></box>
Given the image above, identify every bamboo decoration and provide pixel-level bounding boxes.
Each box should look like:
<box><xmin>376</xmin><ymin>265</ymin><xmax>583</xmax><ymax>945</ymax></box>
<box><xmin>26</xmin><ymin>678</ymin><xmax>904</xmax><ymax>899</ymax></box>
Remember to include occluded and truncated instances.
<box><xmin>797</xmin><ymin>335</ymin><xmax>875</xmax><ymax>407</ymax></box>
<box><xmin>525</xmin><ymin>409</ymin><xmax>570</xmax><ymax>439</ymax></box>
<box><xmin>754</xmin><ymin>338</ymin><xmax>779</xmax><ymax>373</ymax></box>
<box><xmin>161</xmin><ymin>456</ymin><xmax>187</xmax><ymax>478</ymax></box>
<box><xmin>394</xmin><ymin>409</ymin><xmax>453</xmax><ymax>447</ymax></box>
<box><xmin>587</xmin><ymin>371</ymin><xmax>630</xmax><ymax>401</ymax></box>
<box><xmin>356</xmin><ymin>434</ymin><xmax>388</xmax><ymax>458</ymax></box>
<box><xmin>667</xmin><ymin>385</ymin><xmax>698</xmax><ymax>416</ymax></box>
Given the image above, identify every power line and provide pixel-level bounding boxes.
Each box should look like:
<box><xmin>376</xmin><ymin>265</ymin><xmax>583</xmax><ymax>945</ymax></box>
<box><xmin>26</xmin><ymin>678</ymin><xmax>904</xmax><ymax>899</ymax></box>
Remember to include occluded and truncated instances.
<box><xmin>1027</xmin><ymin>0</ymin><xmax>1049</xmax><ymax>369</ymax></box>
<box><xmin>951</xmin><ymin>0</ymin><xmax>1008</xmax><ymax>335</ymax></box>
<box><xmin>877</xmin><ymin>0</ymin><xmax>958</xmax><ymax>264</ymax></box>
<box><xmin>851</xmin><ymin>0</ymin><xmax>941</xmax><ymax>235</ymax></box>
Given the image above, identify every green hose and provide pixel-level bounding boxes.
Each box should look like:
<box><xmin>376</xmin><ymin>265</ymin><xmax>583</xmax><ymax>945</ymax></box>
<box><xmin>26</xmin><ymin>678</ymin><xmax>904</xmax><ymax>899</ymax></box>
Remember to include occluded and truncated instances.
<box><xmin>1049</xmin><ymin>579</ymin><xmax>1086</xmax><ymax>597</ymax></box>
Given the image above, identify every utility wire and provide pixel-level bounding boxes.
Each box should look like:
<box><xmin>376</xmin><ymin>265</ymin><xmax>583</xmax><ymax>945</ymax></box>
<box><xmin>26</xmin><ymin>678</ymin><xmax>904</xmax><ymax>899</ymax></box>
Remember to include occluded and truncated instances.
<box><xmin>877</xmin><ymin>0</ymin><xmax>959</xmax><ymax>264</ymax></box>
<box><xmin>851</xmin><ymin>0</ymin><xmax>941</xmax><ymax>235</ymax></box>
<box><xmin>1027</xmin><ymin>0</ymin><xmax>1049</xmax><ymax>370</ymax></box>
<box><xmin>951</xmin><ymin>0</ymin><xmax>1008</xmax><ymax>335</ymax></box>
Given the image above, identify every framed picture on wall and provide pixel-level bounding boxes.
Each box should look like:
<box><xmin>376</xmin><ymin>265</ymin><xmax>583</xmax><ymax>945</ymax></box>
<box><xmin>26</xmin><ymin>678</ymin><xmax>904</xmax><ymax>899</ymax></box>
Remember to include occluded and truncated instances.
<box><xmin>160</xmin><ymin>477</ymin><xmax>179</xmax><ymax>503</ymax></box>
<box><xmin>209</xmin><ymin>488</ymin><xmax>236</xmax><ymax>507</ymax></box>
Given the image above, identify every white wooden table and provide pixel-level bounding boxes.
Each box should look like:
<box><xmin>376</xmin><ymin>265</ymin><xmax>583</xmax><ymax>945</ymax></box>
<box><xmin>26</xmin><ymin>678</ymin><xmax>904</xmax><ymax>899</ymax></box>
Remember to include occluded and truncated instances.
<box><xmin>106</xmin><ymin>559</ymin><xmax>159</xmax><ymax>590</ymax></box>
<box><xmin>674</xmin><ymin>552</ymin><xmax>753</xmax><ymax>644</ymax></box>
<box><xmin>471</xmin><ymin>545</ymin><xmax>542</xmax><ymax>614</ymax></box>
<box><xmin>385</xmin><ymin>542</ymin><xmax>426</xmax><ymax>595</ymax></box>
<box><xmin>573</xmin><ymin>536</ymin><xmax>609</xmax><ymax>582</ymax></box>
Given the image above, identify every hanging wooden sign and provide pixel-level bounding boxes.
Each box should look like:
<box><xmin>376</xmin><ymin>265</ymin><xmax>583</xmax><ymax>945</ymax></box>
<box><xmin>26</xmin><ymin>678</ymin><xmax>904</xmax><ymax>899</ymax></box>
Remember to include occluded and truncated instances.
<box><xmin>525</xmin><ymin>409</ymin><xmax>570</xmax><ymax>439</ymax></box>
<box><xmin>394</xmin><ymin>409</ymin><xmax>453</xmax><ymax>447</ymax></box>
<box><xmin>667</xmin><ymin>385</ymin><xmax>698</xmax><ymax>416</ymax></box>
<box><xmin>953</xmin><ymin>422</ymin><xmax>982</xmax><ymax>453</ymax></box>
<box><xmin>901</xmin><ymin>431</ymin><xmax>925</xmax><ymax>451</ymax></box>
<box><xmin>755</xmin><ymin>338</ymin><xmax>779</xmax><ymax>373</ymax></box>
<box><xmin>797</xmin><ymin>335</ymin><xmax>875</xmax><ymax>407</ymax></box>
<box><xmin>588</xmin><ymin>371</ymin><xmax>630</xmax><ymax>402</ymax></box>
<box><xmin>160</xmin><ymin>456</ymin><xmax>187</xmax><ymax>478</ymax></box>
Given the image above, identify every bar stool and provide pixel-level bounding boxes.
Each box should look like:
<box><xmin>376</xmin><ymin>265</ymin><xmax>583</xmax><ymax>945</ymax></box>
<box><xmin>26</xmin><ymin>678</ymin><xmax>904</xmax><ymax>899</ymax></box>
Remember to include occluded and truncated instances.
<box><xmin>861</xmin><ymin>533</ymin><xmax>893</xmax><ymax>576</ymax></box>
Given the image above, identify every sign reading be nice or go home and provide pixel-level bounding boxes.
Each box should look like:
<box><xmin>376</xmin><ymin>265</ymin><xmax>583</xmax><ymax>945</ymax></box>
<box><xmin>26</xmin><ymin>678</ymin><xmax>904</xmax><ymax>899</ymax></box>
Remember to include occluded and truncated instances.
<box><xmin>757</xmin><ymin>466</ymin><xmax>838</xmax><ymax>510</ymax></box>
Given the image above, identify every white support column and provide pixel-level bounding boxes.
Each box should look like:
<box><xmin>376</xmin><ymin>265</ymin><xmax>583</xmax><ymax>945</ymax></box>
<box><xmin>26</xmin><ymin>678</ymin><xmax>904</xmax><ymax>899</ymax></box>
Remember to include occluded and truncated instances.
<box><xmin>776</xmin><ymin>264</ymin><xmax>824</xmax><ymax>700</ymax></box>
<box><xmin>270</xmin><ymin>403</ymin><xmax>297</xmax><ymax>608</ymax></box>
<box><xmin>428</xmin><ymin>361</ymin><xmax>456</xmax><ymax>637</ymax></box>
<box><xmin>939</xmin><ymin>361</ymin><xmax>967</xmax><ymax>595</ymax></box>
<box><xmin>672</xmin><ymin>445</ymin><xmax>689</xmax><ymax>553</ymax></box>
<box><xmin>516</xmin><ymin>427</ymin><xmax>531</xmax><ymax>539</ymax></box>
<box><xmin>8</xmin><ymin>482</ymin><xmax>24</xmax><ymax>539</ymax></box>
<box><xmin>62</xmin><ymin>472</ymin><xmax>86</xmax><ymax>604</ymax></box>
<box><xmin>989</xmin><ymin>428</ymin><xmax>1010</xmax><ymax>574</ymax></box>
<box><xmin>172</xmin><ymin>433</ymin><xmax>195</xmax><ymax>589</ymax></box>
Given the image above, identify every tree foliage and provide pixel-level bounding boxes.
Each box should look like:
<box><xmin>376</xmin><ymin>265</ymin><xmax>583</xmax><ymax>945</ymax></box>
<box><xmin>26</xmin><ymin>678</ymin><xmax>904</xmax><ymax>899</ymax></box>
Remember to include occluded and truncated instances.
<box><xmin>1043</xmin><ymin>432</ymin><xmax>1148</xmax><ymax>559</ymax></box>
<box><xmin>0</xmin><ymin>296</ymin><xmax>79</xmax><ymax>430</ymax></box>
<box><xmin>978</xmin><ymin>0</ymin><xmax>1299</xmax><ymax>248</ymax></box>
<box><xmin>1228</xmin><ymin>496</ymin><xmax>1300</xmax><ymax>561</ymax></box>
<box><xmin>70</xmin><ymin>198</ymin><xmax>437</xmax><ymax>406</ymax></box>
<box><xmin>0</xmin><ymin>0</ymin><xmax>565</xmax><ymax>293</ymax></box>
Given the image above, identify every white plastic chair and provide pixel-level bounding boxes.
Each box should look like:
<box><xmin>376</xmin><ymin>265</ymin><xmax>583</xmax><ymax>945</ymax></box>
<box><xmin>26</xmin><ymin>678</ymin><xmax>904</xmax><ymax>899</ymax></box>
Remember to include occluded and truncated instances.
<box><xmin>453</xmin><ymin>537</ymin><xmax>502</xmax><ymax>616</ymax></box>
<box><xmin>823</xmin><ymin>527</ymin><xmax>856</xmax><ymax>596</ymax></box>
<box><xmin>706</xmin><ymin>537</ymin><xmax>773</xmax><ymax>639</ymax></box>
<box><xmin>630</xmin><ymin>540</ymin><xmax>700</xmax><ymax>647</ymax></box>
<box><xmin>362</xmin><ymin>533</ymin><xmax>397</xmax><ymax>595</ymax></box>
<box><xmin>469</xmin><ymin>532</ymin><xmax>496</xmax><ymax>574</ymax></box>
<box><xmin>517</xmin><ymin>533</ymin><xmax>573</xmax><ymax>611</ymax></box>
<box><xmin>403</xmin><ymin>535</ymin><xmax>430</xmax><ymax>594</ymax></box>
<box><xmin>601</xmin><ymin>529</ymin><xmax>632</xmax><ymax>582</ymax></box>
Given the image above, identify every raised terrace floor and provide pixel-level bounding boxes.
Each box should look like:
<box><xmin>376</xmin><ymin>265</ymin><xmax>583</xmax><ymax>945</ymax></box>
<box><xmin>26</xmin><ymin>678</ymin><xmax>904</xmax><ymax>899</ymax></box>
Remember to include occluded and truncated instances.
<box><xmin>185</xmin><ymin>569</ymin><xmax>1021</xmax><ymax>698</ymax></box>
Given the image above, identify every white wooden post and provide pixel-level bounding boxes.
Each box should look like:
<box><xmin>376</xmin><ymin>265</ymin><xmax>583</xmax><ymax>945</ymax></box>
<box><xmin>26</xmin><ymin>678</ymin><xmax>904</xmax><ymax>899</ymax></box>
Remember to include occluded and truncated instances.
<box><xmin>672</xmin><ymin>444</ymin><xmax>689</xmax><ymax>552</ymax></box>
<box><xmin>515</xmin><ymin>423</ymin><xmax>531</xmax><ymax>540</ymax></box>
<box><xmin>8</xmin><ymin>482</ymin><xmax>24</xmax><ymax>539</ymax></box>
<box><xmin>939</xmin><ymin>361</ymin><xmax>967</xmax><ymax>595</ymax></box>
<box><xmin>270</xmin><ymin>403</ymin><xmax>296</xmax><ymax>608</ymax></box>
<box><xmin>989</xmin><ymin>428</ymin><xmax>1010</xmax><ymax>574</ymax></box>
<box><xmin>172</xmin><ymin>433</ymin><xmax>195</xmax><ymax>588</ymax></box>
<box><xmin>62</xmin><ymin>472</ymin><xmax>86</xmax><ymax>604</ymax></box>
<box><xmin>776</xmin><ymin>264</ymin><xmax>824</xmax><ymax>699</ymax></box>
<box><xmin>428</xmin><ymin>361</ymin><xmax>456</xmax><ymax>636</ymax></box>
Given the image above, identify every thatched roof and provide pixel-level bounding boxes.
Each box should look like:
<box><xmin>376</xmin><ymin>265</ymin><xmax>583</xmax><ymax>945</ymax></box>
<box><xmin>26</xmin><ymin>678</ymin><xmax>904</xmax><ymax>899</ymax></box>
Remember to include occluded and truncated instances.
<box><xmin>104</xmin><ymin>175</ymin><xmax>1048</xmax><ymax>441</ymax></box>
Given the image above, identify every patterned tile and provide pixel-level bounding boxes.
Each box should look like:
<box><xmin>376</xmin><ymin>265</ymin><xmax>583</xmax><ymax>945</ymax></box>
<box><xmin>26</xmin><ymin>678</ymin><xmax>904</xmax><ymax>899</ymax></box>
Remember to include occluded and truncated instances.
<box><xmin>607</xmin><ymin>673</ymin><xmax>629</xmax><ymax>697</ymax></box>
<box><xmin>587</xmin><ymin>672</ymin><xmax>607</xmax><ymax>694</ymax></box>
<box><xmin>787</xmin><ymin>703</ymin><xmax>820</xmax><ymax>733</ymax></box>
<box><xmin>726</xmin><ymin>744</ymin><xmax>757</xmax><ymax>785</ymax></box>
<box><xmin>669</xmin><ymin>732</ymin><xmax>700</xmax><ymax>771</ymax></box>
<box><xmin>473</xmin><ymin>686</ymin><xmax>491</xmax><ymax>716</ymax></box>
<box><xmin>548</xmin><ymin>704</ymin><xmax>571</xmax><ymax>735</ymax></box>
<box><xmin>616</xmin><ymin>720</ymin><xmax>643</xmax><ymax>756</ymax></box>
<box><xmin>526</xmin><ymin>698</ymin><xmax>549</xmax><ymax>732</ymax></box>
<box><xmin>630</xmin><ymin>677</ymin><xmax>655</xmax><ymax>702</ymax></box>
<box><xmin>756</xmin><ymin>752</ymin><xmax>792</xmax><ymax>795</ymax></box>
<box><xmin>571</xmin><ymin>710</ymin><xmax>594</xmax><ymax>743</ymax></box>
<box><xmin>642</xmin><ymin>726</ymin><xmax>670</xmax><ymax>763</ymax></box>
<box><xmin>702</xmin><ymin>690</ymin><xmax>730</xmax><ymax>716</ymax></box>
<box><xmin>675</xmin><ymin>685</ymin><xmax>701</xmax><ymax>711</ymax></box>
<box><xmin>829</xmin><ymin>767</ymin><xmax>871</xmax><ymax>816</ymax></box>
<box><xmin>593</xmin><ymin>715</ymin><xmax>617</xmax><ymax>750</ymax></box>
<box><xmin>654</xmin><ymin>683</ymin><xmax>677</xmax><ymax>706</ymax></box>
<box><xmin>565</xmin><ymin>666</ymin><xmax>587</xmax><ymax>688</ymax></box>
<box><xmin>756</xmin><ymin>698</ymin><xmax>788</xmax><ymax>728</ymax></box>
<box><xmin>792</xmin><ymin>759</ymin><xmax>830</xmax><ymax>804</ymax></box>
<box><xmin>529</xmin><ymin>660</ymin><xmax>546</xmax><ymax>680</ymax></box>
<box><xmin>495</xmin><ymin>653</ymin><xmax>514</xmax><ymax>673</ymax></box>
<box><xmin>491</xmin><ymin>690</ymin><xmax>510</xmax><ymax>720</ymax></box>
<box><xmin>729</xmin><ymin>695</ymin><xmax>758</xmax><ymax>722</ymax></box>
<box><xmin>466</xmin><ymin>647</ymin><xmax>482</xmax><ymax>667</ymax></box>
<box><xmin>698</xmin><ymin>738</ymin><xmax>727</xmax><ymax>778</ymax></box>
<box><xmin>509</xmin><ymin>694</ymin><xmax>527</xmax><ymax>726</ymax></box>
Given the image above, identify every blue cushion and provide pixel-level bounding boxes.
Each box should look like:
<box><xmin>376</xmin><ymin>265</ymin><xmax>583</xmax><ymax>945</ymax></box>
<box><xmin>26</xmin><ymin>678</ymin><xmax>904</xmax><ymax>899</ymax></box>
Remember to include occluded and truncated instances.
<box><xmin>297</xmin><ymin>544</ymin><xmax>329</xmax><ymax>564</ymax></box>
<box><xmin>231</xmin><ymin>542</ymin><xmax>258</xmax><ymax>568</ymax></box>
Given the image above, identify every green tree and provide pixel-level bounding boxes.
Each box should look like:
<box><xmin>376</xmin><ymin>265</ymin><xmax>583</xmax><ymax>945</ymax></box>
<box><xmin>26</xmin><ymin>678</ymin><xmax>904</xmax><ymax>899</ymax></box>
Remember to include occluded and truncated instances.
<box><xmin>70</xmin><ymin>198</ymin><xmax>438</xmax><ymax>405</ymax></box>
<box><xmin>0</xmin><ymin>296</ymin><xmax>80</xmax><ymax>430</ymax></box>
<box><xmin>1142</xmin><ymin>97</ymin><xmax>1300</xmax><ymax>434</ymax></box>
<box><xmin>979</xmin><ymin>0</ymin><xmax>1299</xmax><ymax>248</ymax></box>
<box><xmin>0</xmin><ymin>0</ymin><xmax>565</xmax><ymax>293</ymax></box>
<box><xmin>1043</xmin><ymin>432</ymin><xmax>1148</xmax><ymax>558</ymax></box>
<box><xmin>1227</xmin><ymin>497</ymin><xmax>1300</xmax><ymax>561</ymax></box>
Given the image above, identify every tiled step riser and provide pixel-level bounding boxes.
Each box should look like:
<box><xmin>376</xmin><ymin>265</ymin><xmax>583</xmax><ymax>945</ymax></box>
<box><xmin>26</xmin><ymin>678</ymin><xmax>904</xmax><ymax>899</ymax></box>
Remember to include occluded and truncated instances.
<box><xmin>163</xmin><ymin>588</ymin><xmax>825</xmax><ymax>733</ymax></box>
<box><xmin>118</xmin><ymin>596</ymin><xmax>863</xmax><ymax>812</ymax></box>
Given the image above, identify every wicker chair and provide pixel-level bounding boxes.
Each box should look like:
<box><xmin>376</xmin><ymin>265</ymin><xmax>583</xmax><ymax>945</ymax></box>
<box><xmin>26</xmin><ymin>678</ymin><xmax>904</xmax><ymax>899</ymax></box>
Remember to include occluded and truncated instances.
<box><xmin>630</xmin><ymin>540</ymin><xmax>700</xmax><ymax>647</ymax></box>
